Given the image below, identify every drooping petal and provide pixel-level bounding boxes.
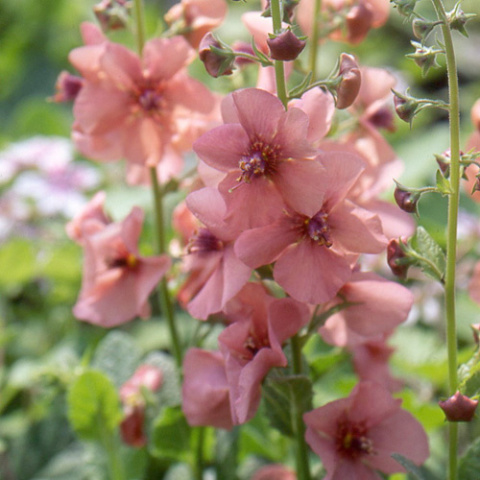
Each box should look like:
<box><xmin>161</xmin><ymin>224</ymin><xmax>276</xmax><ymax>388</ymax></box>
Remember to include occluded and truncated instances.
<box><xmin>329</xmin><ymin>201</ymin><xmax>386</xmax><ymax>254</ymax></box>
<box><xmin>274</xmin><ymin>241</ymin><xmax>352</xmax><ymax>304</ymax></box>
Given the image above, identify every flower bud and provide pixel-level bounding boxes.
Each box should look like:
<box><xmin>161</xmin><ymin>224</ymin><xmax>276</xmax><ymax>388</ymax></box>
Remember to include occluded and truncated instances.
<box><xmin>50</xmin><ymin>71</ymin><xmax>83</xmax><ymax>103</ymax></box>
<box><xmin>434</xmin><ymin>152</ymin><xmax>450</xmax><ymax>177</ymax></box>
<box><xmin>393</xmin><ymin>90</ymin><xmax>419</xmax><ymax>124</ymax></box>
<box><xmin>391</xmin><ymin>0</ymin><xmax>417</xmax><ymax>17</ymax></box>
<box><xmin>439</xmin><ymin>391</ymin><xmax>478</xmax><ymax>422</ymax></box>
<box><xmin>198</xmin><ymin>33</ymin><xmax>235</xmax><ymax>78</ymax></box>
<box><xmin>267</xmin><ymin>29</ymin><xmax>306</xmax><ymax>61</ymax></box>
<box><xmin>387</xmin><ymin>239</ymin><xmax>410</xmax><ymax>279</ymax></box>
<box><xmin>412</xmin><ymin>18</ymin><xmax>437</xmax><ymax>40</ymax></box>
<box><xmin>394</xmin><ymin>184</ymin><xmax>420</xmax><ymax>214</ymax></box>
<box><xmin>407</xmin><ymin>41</ymin><xmax>441</xmax><ymax>76</ymax></box>
<box><xmin>335</xmin><ymin>53</ymin><xmax>361</xmax><ymax>110</ymax></box>
<box><xmin>448</xmin><ymin>7</ymin><xmax>475</xmax><ymax>38</ymax></box>
<box><xmin>93</xmin><ymin>0</ymin><xmax>131</xmax><ymax>32</ymax></box>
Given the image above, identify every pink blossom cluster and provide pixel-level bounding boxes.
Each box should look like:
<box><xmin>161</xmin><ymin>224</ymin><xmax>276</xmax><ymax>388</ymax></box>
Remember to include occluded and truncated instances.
<box><xmin>59</xmin><ymin>0</ymin><xmax>433</xmax><ymax>477</ymax></box>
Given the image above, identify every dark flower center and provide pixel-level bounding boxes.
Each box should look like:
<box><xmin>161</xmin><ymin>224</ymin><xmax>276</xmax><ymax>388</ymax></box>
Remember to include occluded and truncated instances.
<box><xmin>237</xmin><ymin>139</ymin><xmax>280</xmax><ymax>183</ymax></box>
<box><xmin>305</xmin><ymin>211</ymin><xmax>332</xmax><ymax>247</ymax></box>
<box><xmin>187</xmin><ymin>228</ymin><xmax>224</xmax><ymax>255</ymax></box>
<box><xmin>336</xmin><ymin>421</ymin><xmax>375</xmax><ymax>459</ymax></box>
<box><xmin>138</xmin><ymin>88</ymin><xmax>163</xmax><ymax>113</ymax></box>
<box><xmin>106</xmin><ymin>242</ymin><xmax>138</xmax><ymax>270</ymax></box>
<box><xmin>242</xmin><ymin>332</ymin><xmax>270</xmax><ymax>360</ymax></box>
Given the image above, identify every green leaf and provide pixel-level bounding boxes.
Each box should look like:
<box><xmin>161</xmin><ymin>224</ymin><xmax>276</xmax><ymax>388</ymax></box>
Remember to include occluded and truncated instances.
<box><xmin>67</xmin><ymin>370</ymin><xmax>122</xmax><ymax>441</ymax></box>
<box><xmin>435</xmin><ymin>170</ymin><xmax>452</xmax><ymax>195</ymax></box>
<box><xmin>459</xmin><ymin>436</ymin><xmax>480</xmax><ymax>479</ymax></box>
<box><xmin>262</xmin><ymin>374</ymin><xmax>313</xmax><ymax>437</ymax></box>
<box><xmin>409</xmin><ymin>226</ymin><xmax>446</xmax><ymax>282</ymax></box>
<box><xmin>459</xmin><ymin>357</ymin><xmax>480</xmax><ymax>398</ymax></box>
<box><xmin>150</xmin><ymin>406</ymin><xmax>191</xmax><ymax>461</ymax></box>
<box><xmin>92</xmin><ymin>331</ymin><xmax>141</xmax><ymax>389</ymax></box>
<box><xmin>391</xmin><ymin>453</ymin><xmax>427</xmax><ymax>480</ymax></box>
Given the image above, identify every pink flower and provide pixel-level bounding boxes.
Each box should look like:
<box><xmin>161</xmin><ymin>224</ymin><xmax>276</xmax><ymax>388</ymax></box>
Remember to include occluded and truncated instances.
<box><xmin>251</xmin><ymin>464</ymin><xmax>297</xmax><ymax>480</ymax></box>
<box><xmin>182</xmin><ymin>348</ymin><xmax>233</xmax><ymax>429</ymax></box>
<box><xmin>350</xmin><ymin>337</ymin><xmax>403</xmax><ymax>392</ymax></box>
<box><xmin>319</xmin><ymin>271</ymin><xmax>413</xmax><ymax>347</ymax></box>
<box><xmin>119</xmin><ymin>364</ymin><xmax>163</xmax><ymax>447</ymax></box>
<box><xmin>73</xmin><ymin>207</ymin><xmax>171</xmax><ymax>327</ymax></box>
<box><xmin>69</xmin><ymin>23</ymin><xmax>216</xmax><ymax>168</ymax></box>
<box><xmin>180</xmin><ymin>187</ymin><xmax>252</xmax><ymax>319</ymax></box>
<box><xmin>304</xmin><ymin>382</ymin><xmax>429</xmax><ymax>480</ymax></box>
<box><xmin>235</xmin><ymin>153</ymin><xmax>386</xmax><ymax>304</ymax></box>
<box><xmin>193</xmin><ymin>88</ymin><xmax>321</xmax><ymax>230</ymax></box>
<box><xmin>297</xmin><ymin>0</ymin><xmax>390</xmax><ymax>45</ymax></box>
<box><xmin>165</xmin><ymin>0</ymin><xmax>227</xmax><ymax>49</ymax></box>
<box><xmin>66</xmin><ymin>191</ymin><xmax>111</xmax><ymax>244</ymax></box>
<box><xmin>219</xmin><ymin>283</ymin><xmax>310</xmax><ymax>424</ymax></box>
<box><xmin>469</xmin><ymin>261</ymin><xmax>480</xmax><ymax>305</ymax></box>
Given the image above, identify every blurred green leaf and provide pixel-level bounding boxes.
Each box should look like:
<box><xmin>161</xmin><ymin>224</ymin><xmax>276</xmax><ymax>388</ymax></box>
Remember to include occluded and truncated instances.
<box><xmin>391</xmin><ymin>453</ymin><xmax>427</xmax><ymax>480</ymax></box>
<box><xmin>92</xmin><ymin>331</ymin><xmax>141</xmax><ymax>389</ymax></box>
<box><xmin>459</xmin><ymin>436</ymin><xmax>480</xmax><ymax>480</ymax></box>
<box><xmin>409</xmin><ymin>227</ymin><xmax>446</xmax><ymax>282</ymax></box>
<box><xmin>67</xmin><ymin>370</ymin><xmax>122</xmax><ymax>441</ymax></box>
<box><xmin>215</xmin><ymin>428</ymin><xmax>239</xmax><ymax>480</ymax></box>
<box><xmin>262</xmin><ymin>374</ymin><xmax>313</xmax><ymax>438</ymax></box>
<box><xmin>150</xmin><ymin>406</ymin><xmax>191</xmax><ymax>461</ymax></box>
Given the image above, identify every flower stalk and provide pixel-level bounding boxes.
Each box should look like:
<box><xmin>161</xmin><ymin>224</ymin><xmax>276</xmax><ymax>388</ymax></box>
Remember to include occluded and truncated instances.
<box><xmin>309</xmin><ymin>0</ymin><xmax>322</xmax><ymax>81</ymax></box>
<box><xmin>270</xmin><ymin>0</ymin><xmax>288</xmax><ymax>108</ymax></box>
<box><xmin>430</xmin><ymin>0</ymin><xmax>461</xmax><ymax>478</ymax></box>
<box><xmin>134</xmin><ymin>0</ymin><xmax>183</xmax><ymax>369</ymax></box>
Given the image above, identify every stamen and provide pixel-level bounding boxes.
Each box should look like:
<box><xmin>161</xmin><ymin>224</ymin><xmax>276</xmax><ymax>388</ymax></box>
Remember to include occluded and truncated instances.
<box><xmin>306</xmin><ymin>211</ymin><xmax>332</xmax><ymax>247</ymax></box>
<box><xmin>187</xmin><ymin>228</ymin><xmax>223</xmax><ymax>254</ymax></box>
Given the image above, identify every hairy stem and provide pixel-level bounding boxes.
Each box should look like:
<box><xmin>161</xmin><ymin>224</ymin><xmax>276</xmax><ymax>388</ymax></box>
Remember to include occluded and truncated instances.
<box><xmin>430</xmin><ymin>1</ymin><xmax>460</xmax><ymax>479</ymax></box>
<box><xmin>149</xmin><ymin>169</ymin><xmax>183</xmax><ymax>369</ymax></box>
<box><xmin>290</xmin><ymin>335</ymin><xmax>312</xmax><ymax>480</ymax></box>
<box><xmin>134</xmin><ymin>0</ymin><xmax>146</xmax><ymax>55</ymax></box>
<box><xmin>270</xmin><ymin>0</ymin><xmax>288</xmax><ymax>107</ymax></box>
<box><xmin>309</xmin><ymin>0</ymin><xmax>322</xmax><ymax>81</ymax></box>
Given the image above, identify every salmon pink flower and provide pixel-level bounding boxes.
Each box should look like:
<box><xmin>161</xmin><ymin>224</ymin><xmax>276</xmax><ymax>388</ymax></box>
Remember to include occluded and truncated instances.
<box><xmin>219</xmin><ymin>283</ymin><xmax>310</xmax><ymax>424</ymax></box>
<box><xmin>194</xmin><ymin>88</ymin><xmax>322</xmax><ymax>230</ymax></box>
<box><xmin>73</xmin><ymin>207</ymin><xmax>171</xmax><ymax>327</ymax></box>
<box><xmin>165</xmin><ymin>0</ymin><xmax>227</xmax><ymax>49</ymax></box>
<box><xmin>319</xmin><ymin>271</ymin><xmax>413</xmax><ymax>347</ymax></box>
<box><xmin>180</xmin><ymin>188</ymin><xmax>251</xmax><ymax>319</ymax></box>
<box><xmin>304</xmin><ymin>382</ymin><xmax>429</xmax><ymax>480</ymax></box>
<box><xmin>69</xmin><ymin>23</ymin><xmax>216</xmax><ymax>168</ymax></box>
<box><xmin>66</xmin><ymin>191</ymin><xmax>111</xmax><ymax>244</ymax></box>
<box><xmin>182</xmin><ymin>348</ymin><xmax>234</xmax><ymax>429</ymax></box>
<box><xmin>119</xmin><ymin>364</ymin><xmax>164</xmax><ymax>447</ymax></box>
<box><xmin>235</xmin><ymin>153</ymin><xmax>386</xmax><ymax>304</ymax></box>
<box><xmin>351</xmin><ymin>337</ymin><xmax>403</xmax><ymax>392</ymax></box>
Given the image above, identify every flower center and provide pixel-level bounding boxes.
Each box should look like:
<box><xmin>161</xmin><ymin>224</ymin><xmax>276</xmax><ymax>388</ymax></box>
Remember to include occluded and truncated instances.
<box><xmin>107</xmin><ymin>251</ymin><xmax>138</xmax><ymax>269</ymax></box>
<box><xmin>138</xmin><ymin>88</ymin><xmax>163</xmax><ymax>113</ymax></box>
<box><xmin>336</xmin><ymin>421</ymin><xmax>375</xmax><ymax>459</ymax></box>
<box><xmin>187</xmin><ymin>228</ymin><xmax>223</xmax><ymax>255</ymax></box>
<box><xmin>305</xmin><ymin>211</ymin><xmax>332</xmax><ymax>247</ymax></box>
<box><xmin>242</xmin><ymin>333</ymin><xmax>270</xmax><ymax>360</ymax></box>
<box><xmin>237</xmin><ymin>140</ymin><xmax>279</xmax><ymax>183</ymax></box>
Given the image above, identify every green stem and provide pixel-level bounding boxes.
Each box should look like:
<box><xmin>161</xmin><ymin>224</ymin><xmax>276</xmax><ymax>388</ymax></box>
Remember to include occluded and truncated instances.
<box><xmin>269</xmin><ymin>0</ymin><xmax>288</xmax><ymax>107</ymax></box>
<box><xmin>430</xmin><ymin>1</ymin><xmax>460</xmax><ymax>479</ymax></box>
<box><xmin>102</xmin><ymin>430</ymin><xmax>125</xmax><ymax>480</ymax></box>
<box><xmin>193</xmin><ymin>427</ymin><xmax>205</xmax><ymax>480</ymax></box>
<box><xmin>290</xmin><ymin>335</ymin><xmax>312</xmax><ymax>480</ymax></box>
<box><xmin>150</xmin><ymin>168</ymin><xmax>183</xmax><ymax>369</ymax></box>
<box><xmin>134</xmin><ymin>0</ymin><xmax>146</xmax><ymax>55</ymax></box>
<box><xmin>309</xmin><ymin>0</ymin><xmax>322</xmax><ymax>82</ymax></box>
